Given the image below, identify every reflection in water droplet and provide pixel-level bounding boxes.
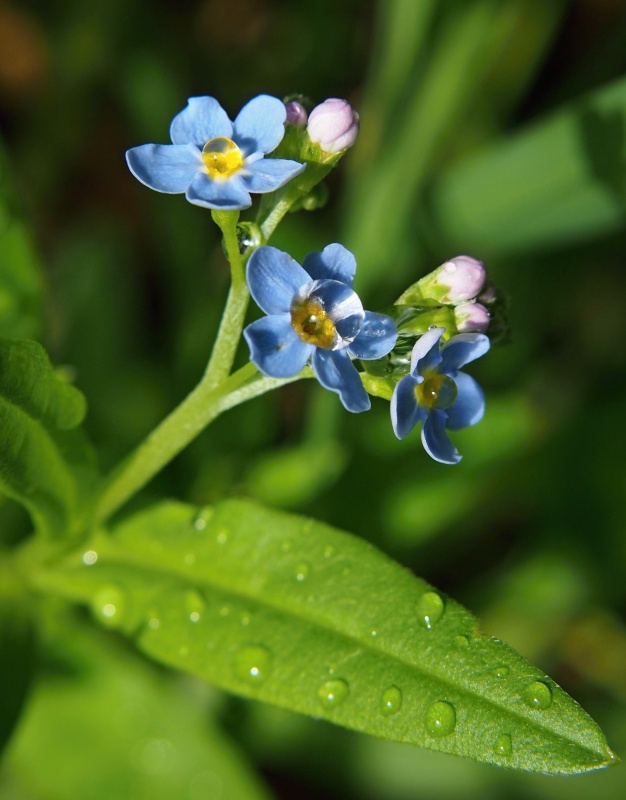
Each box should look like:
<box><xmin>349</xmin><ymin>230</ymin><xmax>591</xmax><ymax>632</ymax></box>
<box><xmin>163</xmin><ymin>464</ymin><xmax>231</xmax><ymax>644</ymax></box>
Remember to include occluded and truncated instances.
<box><xmin>185</xmin><ymin>590</ymin><xmax>205</xmax><ymax>623</ymax></box>
<box><xmin>522</xmin><ymin>680</ymin><xmax>552</xmax><ymax>710</ymax></box>
<box><xmin>416</xmin><ymin>591</ymin><xmax>445</xmax><ymax>629</ymax></box>
<box><xmin>426</xmin><ymin>701</ymin><xmax>456</xmax><ymax>737</ymax></box>
<box><xmin>492</xmin><ymin>665</ymin><xmax>510</xmax><ymax>678</ymax></box>
<box><xmin>192</xmin><ymin>507</ymin><xmax>213</xmax><ymax>531</ymax></box>
<box><xmin>295</xmin><ymin>562</ymin><xmax>310</xmax><ymax>582</ymax></box>
<box><xmin>91</xmin><ymin>585</ymin><xmax>127</xmax><ymax>629</ymax></box>
<box><xmin>323</xmin><ymin>545</ymin><xmax>335</xmax><ymax>559</ymax></box>
<box><xmin>234</xmin><ymin>646</ymin><xmax>271</xmax><ymax>684</ymax></box>
<box><xmin>455</xmin><ymin>635</ymin><xmax>470</xmax><ymax>648</ymax></box>
<box><xmin>494</xmin><ymin>733</ymin><xmax>512</xmax><ymax>756</ymax></box>
<box><xmin>216</xmin><ymin>528</ymin><xmax>230</xmax><ymax>544</ymax></box>
<box><xmin>381</xmin><ymin>686</ymin><xmax>402</xmax><ymax>715</ymax></box>
<box><xmin>317</xmin><ymin>679</ymin><xmax>349</xmax><ymax>709</ymax></box>
<box><xmin>82</xmin><ymin>550</ymin><xmax>98</xmax><ymax>566</ymax></box>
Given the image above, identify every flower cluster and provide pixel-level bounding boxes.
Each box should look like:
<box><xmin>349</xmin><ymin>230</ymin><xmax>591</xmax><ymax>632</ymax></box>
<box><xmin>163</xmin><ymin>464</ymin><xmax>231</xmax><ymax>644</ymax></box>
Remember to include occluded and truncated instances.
<box><xmin>244</xmin><ymin>244</ymin><xmax>397</xmax><ymax>412</ymax></box>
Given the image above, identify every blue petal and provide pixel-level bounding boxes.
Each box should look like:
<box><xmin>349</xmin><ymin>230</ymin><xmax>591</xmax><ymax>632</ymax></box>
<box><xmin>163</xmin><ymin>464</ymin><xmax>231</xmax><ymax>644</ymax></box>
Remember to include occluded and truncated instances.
<box><xmin>247</xmin><ymin>246</ymin><xmax>311</xmax><ymax>315</ymax></box>
<box><xmin>185</xmin><ymin>172</ymin><xmax>251</xmax><ymax>210</ymax></box>
<box><xmin>445</xmin><ymin>372</ymin><xmax>485</xmax><ymax>430</ymax></box>
<box><xmin>170</xmin><ymin>96</ymin><xmax>232</xmax><ymax>146</ymax></box>
<box><xmin>312</xmin><ymin>349</ymin><xmax>371</xmax><ymax>413</ymax></box>
<box><xmin>126</xmin><ymin>144</ymin><xmax>201</xmax><ymax>192</ymax></box>
<box><xmin>421</xmin><ymin>410</ymin><xmax>461</xmax><ymax>465</ymax></box>
<box><xmin>302</xmin><ymin>244</ymin><xmax>357</xmax><ymax>286</ymax></box>
<box><xmin>439</xmin><ymin>333</ymin><xmax>490</xmax><ymax>374</ymax></box>
<box><xmin>244</xmin><ymin>315</ymin><xmax>312</xmax><ymax>378</ymax></box>
<box><xmin>410</xmin><ymin>327</ymin><xmax>444</xmax><ymax>376</ymax></box>
<box><xmin>390</xmin><ymin>374</ymin><xmax>426</xmax><ymax>439</ymax></box>
<box><xmin>348</xmin><ymin>311</ymin><xmax>398</xmax><ymax>360</ymax></box>
<box><xmin>233</xmin><ymin>94</ymin><xmax>286</xmax><ymax>156</ymax></box>
<box><xmin>240</xmin><ymin>157</ymin><xmax>305</xmax><ymax>192</ymax></box>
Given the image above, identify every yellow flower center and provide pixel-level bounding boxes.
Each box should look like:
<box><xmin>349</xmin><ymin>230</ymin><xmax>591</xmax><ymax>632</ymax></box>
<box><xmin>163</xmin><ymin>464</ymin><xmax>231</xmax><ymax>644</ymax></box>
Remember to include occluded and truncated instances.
<box><xmin>201</xmin><ymin>137</ymin><xmax>244</xmax><ymax>179</ymax></box>
<box><xmin>291</xmin><ymin>300</ymin><xmax>336</xmax><ymax>349</ymax></box>
<box><xmin>415</xmin><ymin>373</ymin><xmax>458</xmax><ymax>410</ymax></box>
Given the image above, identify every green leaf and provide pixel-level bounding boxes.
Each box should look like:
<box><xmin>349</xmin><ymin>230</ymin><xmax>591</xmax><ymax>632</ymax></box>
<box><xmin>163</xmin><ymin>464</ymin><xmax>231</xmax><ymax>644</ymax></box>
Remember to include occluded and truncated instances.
<box><xmin>0</xmin><ymin>138</ymin><xmax>43</xmax><ymax>340</ymax></box>
<box><xmin>0</xmin><ymin>612</ymin><xmax>272</xmax><ymax>800</ymax></box>
<box><xmin>0</xmin><ymin>338</ymin><xmax>97</xmax><ymax>539</ymax></box>
<box><xmin>431</xmin><ymin>74</ymin><xmax>626</xmax><ymax>255</ymax></box>
<box><xmin>38</xmin><ymin>498</ymin><xmax>616</xmax><ymax>774</ymax></box>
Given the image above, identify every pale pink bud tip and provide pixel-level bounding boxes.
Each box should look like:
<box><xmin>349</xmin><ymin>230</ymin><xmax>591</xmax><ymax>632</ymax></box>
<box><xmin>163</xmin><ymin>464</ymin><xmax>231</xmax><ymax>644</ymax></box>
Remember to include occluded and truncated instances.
<box><xmin>454</xmin><ymin>302</ymin><xmax>490</xmax><ymax>333</ymax></box>
<box><xmin>285</xmin><ymin>101</ymin><xmax>308</xmax><ymax>127</ymax></box>
<box><xmin>307</xmin><ymin>98</ymin><xmax>359</xmax><ymax>153</ymax></box>
<box><xmin>439</xmin><ymin>255</ymin><xmax>486</xmax><ymax>303</ymax></box>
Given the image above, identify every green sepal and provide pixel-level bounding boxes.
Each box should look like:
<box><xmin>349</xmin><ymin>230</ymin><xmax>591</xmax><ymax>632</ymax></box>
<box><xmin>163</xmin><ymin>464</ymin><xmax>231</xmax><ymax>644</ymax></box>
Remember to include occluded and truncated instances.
<box><xmin>37</xmin><ymin>498</ymin><xmax>616</xmax><ymax>774</ymax></box>
<box><xmin>0</xmin><ymin>338</ymin><xmax>98</xmax><ymax>541</ymax></box>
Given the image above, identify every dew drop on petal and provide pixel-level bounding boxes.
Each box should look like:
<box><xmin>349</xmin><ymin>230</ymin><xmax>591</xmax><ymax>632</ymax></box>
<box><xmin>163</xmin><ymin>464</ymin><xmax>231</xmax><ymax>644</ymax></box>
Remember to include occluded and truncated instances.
<box><xmin>234</xmin><ymin>646</ymin><xmax>271</xmax><ymax>684</ymax></box>
<box><xmin>494</xmin><ymin>733</ymin><xmax>512</xmax><ymax>756</ymax></box>
<box><xmin>522</xmin><ymin>681</ymin><xmax>552</xmax><ymax>710</ymax></box>
<box><xmin>317</xmin><ymin>679</ymin><xmax>349</xmax><ymax>709</ymax></box>
<box><xmin>381</xmin><ymin>686</ymin><xmax>402</xmax><ymax>716</ymax></box>
<box><xmin>425</xmin><ymin>701</ymin><xmax>456</xmax><ymax>737</ymax></box>
<box><xmin>416</xmin><ymin>591</ymin><xmax>445</xmax><ymax>630</ymax></box>
<box><xmin>91</xmin><ymin>585</ymin><xmax>127</xmax><ymax>629</ymax></box>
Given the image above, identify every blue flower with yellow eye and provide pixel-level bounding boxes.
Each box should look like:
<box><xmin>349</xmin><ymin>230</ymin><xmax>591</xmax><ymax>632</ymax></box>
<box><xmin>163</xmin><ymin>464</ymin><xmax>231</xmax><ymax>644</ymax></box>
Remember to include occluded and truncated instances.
<box><xmin>391</xmin><ymin>326</ymin><xmax>490</xmax><ymax>464</ymax></box>
<box><xmin>126</xmin><ymin>95</ymin><xmax>305</xmax><ymax>210</ymax></box>
<box><xmin>244</xmin><ymin>244</ymin><xmax>398</xmax><ymax>413</ymax></box>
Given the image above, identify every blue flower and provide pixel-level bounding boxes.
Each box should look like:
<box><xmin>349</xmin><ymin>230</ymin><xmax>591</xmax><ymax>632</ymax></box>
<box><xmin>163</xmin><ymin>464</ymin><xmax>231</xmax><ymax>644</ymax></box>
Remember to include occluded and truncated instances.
<box><xmin>390</xmin><ymin>326</ymin><xmax>490</xmax><ymax>464</ymax></box>
<box><xmin>126</xmin><ymin>95</ymin><xmax>305</xmax><ymax>210</ymax></box>
<box><xmin>244</xmin><ymin>244</ymin><xmax>398</xmax><ymax>412</ymax></box>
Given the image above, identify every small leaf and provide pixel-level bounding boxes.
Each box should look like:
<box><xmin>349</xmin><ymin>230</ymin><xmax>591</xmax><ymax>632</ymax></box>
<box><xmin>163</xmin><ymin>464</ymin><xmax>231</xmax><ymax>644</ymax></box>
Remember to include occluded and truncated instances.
<box><xmin>0</xmin><ymin>338</ymin><xmax>97</xmax><ymax>539</ymax></box>
<box><xmin>39</xmin><ymin>498</ymin><xmax>616</xmax><ymax>774</ymax></box>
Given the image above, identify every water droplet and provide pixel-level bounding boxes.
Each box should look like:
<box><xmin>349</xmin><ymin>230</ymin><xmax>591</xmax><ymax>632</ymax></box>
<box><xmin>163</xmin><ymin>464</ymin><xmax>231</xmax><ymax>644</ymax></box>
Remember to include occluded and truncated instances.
<box><xmin>295</xmin><ymin>562</ymin><xmax>310</xmax><ymax>582</ymax></box>
<box><xmin>426</xmin><ymin>701</ymin><xmax>456</xmax><ymax>737</ymax></box>
<box><xmin>323</xmin><ymin>545</ymin><xmax>335</xmax><ymax>559</ymax></box>
<box><xmin>215</xmin><ymin>528</ymin><xmax>230</xmax><ymax>544</ymax></box>
<box><xmin>443</xmin><ymin>261</ymin><xmax>457</xmax><ymax>274</ymax></box>
<box><xmin>91</xmin><ymin>585</ymin><xmax>127</xmax><ymax>629</ymax></box>
<box><xmin>317</xmin><ymin>679</ymin><xmax>349</xmax><ymax>709</ymax></box>
<box><xmin>416</xmin><ymin>591</ymin><xmax>445</xmax><ymax>629</ymax></box>
<box><xmin>455</xmin><ymin>635</ymin><xmax>470</xmax><ymax>648</ymax></box>
<box><xmin>370</xmin><ymin>630</ymin><xmax>378</xmax><ymax>639</ymax></box>
<box><xmin>522</xmin><ymin>680</ymin><xmax>552</xmax><ymax>710</ymax></box>
<box><xmin>492</xmin><ymin>665</ymin><xmax>510</xmax><ymax>678</ymax></box>
<box><xmin>381</xmin><ymin>686</ymin><xmax>402</xmax><ymax>716</ymax></box>
<box><xmin>82</xmin><ymin>550</ymin><xmax>98</xmax><ymax>566</ymax></box>
<box><xmin>494</xmin><ymin>733</ymin><xmax>512</xmax><ymax>756</ymax></box>
<box><xmin>234</xmin><ymin>646</ymin><xmax>271</xmax><ymax>684</ymax></box>
<box><xmin>192</xmin><ymin>507</ymin><xmax>213</xmax><ymax>531</ymax></box>
<box><xmin>240</xmin><ymin>613</ymin><xmax>250</xmax><ymax>626</ymax></box>
<box><xmin>185</xmin><ymin>590</ymin><xmax>205</xmax><ymax>623</ymax></box>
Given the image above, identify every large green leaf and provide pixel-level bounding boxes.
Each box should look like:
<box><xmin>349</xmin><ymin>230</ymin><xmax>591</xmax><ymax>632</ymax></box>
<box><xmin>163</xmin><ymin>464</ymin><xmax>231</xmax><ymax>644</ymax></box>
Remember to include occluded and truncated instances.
<box><xmin>38</xmin><ymin>498</ymin><xmax>616</xmax><ymax>774</ymax></box>
<box><xmin>0</xmin><ymin>337</ymin><xmax>97</xmax><ymax>539</ymax></box>
<box><xmin>0</xmin><ymin>612</ymin><xmax>272</xmax><ymax>800</ymax></box>
<box><xmin>431</xmin><ymin>74</ymin><xmax>626</xmax><ymax>255</ymax></box>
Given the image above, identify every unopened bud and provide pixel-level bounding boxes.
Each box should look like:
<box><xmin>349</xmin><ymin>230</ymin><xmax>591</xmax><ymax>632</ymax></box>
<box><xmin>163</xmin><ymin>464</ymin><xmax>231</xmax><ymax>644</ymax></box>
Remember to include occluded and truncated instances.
<box><xmin>434</xmin><ymin>256</ymin><xmax>486</xmax><ymax>304</ymax></box>
<box><xmin>285</xmin><ymin>100</ymin><xmax>308</xmax><ymax>127</ymax></box>
<box><xmin>454</xmin><ymin>302</ymin><xmax>490</xmax><ymax>333</ymax></box>
<box><xmin>307</xmin><ymin>98</ymin><xmax>359</xmax><ymax>154</ymax></box>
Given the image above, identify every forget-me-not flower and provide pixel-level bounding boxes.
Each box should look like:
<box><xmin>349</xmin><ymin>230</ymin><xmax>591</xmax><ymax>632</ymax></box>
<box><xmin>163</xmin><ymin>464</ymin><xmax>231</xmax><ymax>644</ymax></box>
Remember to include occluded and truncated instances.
<box><xmin>391</xmin><ymin>326</ymin><xmax>490</xmax><ymax>464</ymax></box>
<box><xmin>126</xmin><ymin>95</ymin><xmax>305</xmax><ymax>210</ymax></box>
<box><xmin>244</xmin><ymin>244</ymin><xmax>398</xmax><ymax>412</ymax></box>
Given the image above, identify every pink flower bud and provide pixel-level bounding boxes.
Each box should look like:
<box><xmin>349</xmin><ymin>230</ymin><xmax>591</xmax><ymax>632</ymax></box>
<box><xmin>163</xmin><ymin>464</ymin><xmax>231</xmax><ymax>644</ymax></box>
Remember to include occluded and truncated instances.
<box><xmin>454</xmin><ymin>302</ymin><xmax>490</xmax><ymax>333</ymax></box>
<box><xmin>307</xmin><ymin>98</ymin><xmax>359</xmax><ymax>153</ymax></box>
<box><xmin>436</xmin><ymin>256</ymin><xmax>486</xmax><ymax>304</ymax></box>
<box><xmin>285</xmin><ymin>100</ymin><xmax>308</xmax><ymax>127</ymax></box>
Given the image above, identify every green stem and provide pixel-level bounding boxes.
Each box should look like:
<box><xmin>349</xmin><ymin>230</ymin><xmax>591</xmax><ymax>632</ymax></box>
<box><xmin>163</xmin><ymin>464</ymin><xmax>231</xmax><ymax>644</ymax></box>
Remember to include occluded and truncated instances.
<box><xmin>94</xmin><ymin>364</ymin><xmax>311</xmax><ymax>525</ymax></box>
<box><xmin>203</xmin><ymin>210</ymin><xmax>249</xmax><ymax>388</ymax></box>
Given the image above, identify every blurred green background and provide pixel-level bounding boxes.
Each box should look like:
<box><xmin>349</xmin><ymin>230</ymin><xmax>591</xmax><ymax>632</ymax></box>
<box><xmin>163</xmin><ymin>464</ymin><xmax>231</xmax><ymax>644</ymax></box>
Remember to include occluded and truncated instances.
<box><xmin>1</xmin><ymin>0</ymin><xmax>626</xmax><ymax>797</ymax></box>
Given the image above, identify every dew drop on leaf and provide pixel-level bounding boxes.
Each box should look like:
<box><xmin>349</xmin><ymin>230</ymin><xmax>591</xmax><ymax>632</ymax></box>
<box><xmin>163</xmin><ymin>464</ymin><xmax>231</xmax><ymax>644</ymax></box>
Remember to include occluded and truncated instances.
<box><xmin>416</xmin><ymin>591</ymin><xmax>445</xmax><ymax>629</ymax></box>
<box><xmin>317</xmin><ymin>679</ymin><xmax>349</xmax><ymax>708</ymax></box>
<box><xmin>215</xmin><ymin>527</ymin><xmax>230</xmax><ymax>544</ymax></box>
<box><xmin>522</xmin><ymin>680</ymin><xmax>552</xmax><ymax>710</ymax></box>
<box><xmin>91</xmin><ymin>585</ymin><xmax>127</xmax><ymax>629</ymax></box>
<box><xmin>455</xmin><ymin>635</ymin><xmax>470</xmax><ymax>648</ymax></box>
<box><xmin>323</xmin><ymin>545</ymin><xmax>335</xmax><ymax>559</ymax></box>
<box><xmin>381</xmin><ymin>686</ymin><xmax>403</xmax><ymax>716</ymax></box>
<box><xmin>192</xmin><ymin>507</ymin><xmax>213</xmax><ymax>531</ymax></box>
<box><xmin>295</xmin><ymin>562</ymin><xmax>311</xmax><ymax>582</ymax></box>
<box><xmin>425</xmin><ymin>701</ymin><xmax>456</xmax><ymax>737</ymax></box>
<box><xmin>494</xmin><ymin>733</ymin><xmax>512</xmax><ymax>756</ymax></box>
<box><xmin>492</xmin><ymin>665</ymin><xmax>510</xmax><ymax>678</ymax></box>
<box><xmin>82</xmin><ymin>549</ymin><xmax>98</xmax><ymax>566</ymax></box>
<box><xmin>185</xmin><ymin>590</ymin><xmax>205</xmax><ymax>623</ymax></box>
<box><xmin>234</xmin><ymin>646</ymin><xmax>271</xmax><ymax>684</ymax></box>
